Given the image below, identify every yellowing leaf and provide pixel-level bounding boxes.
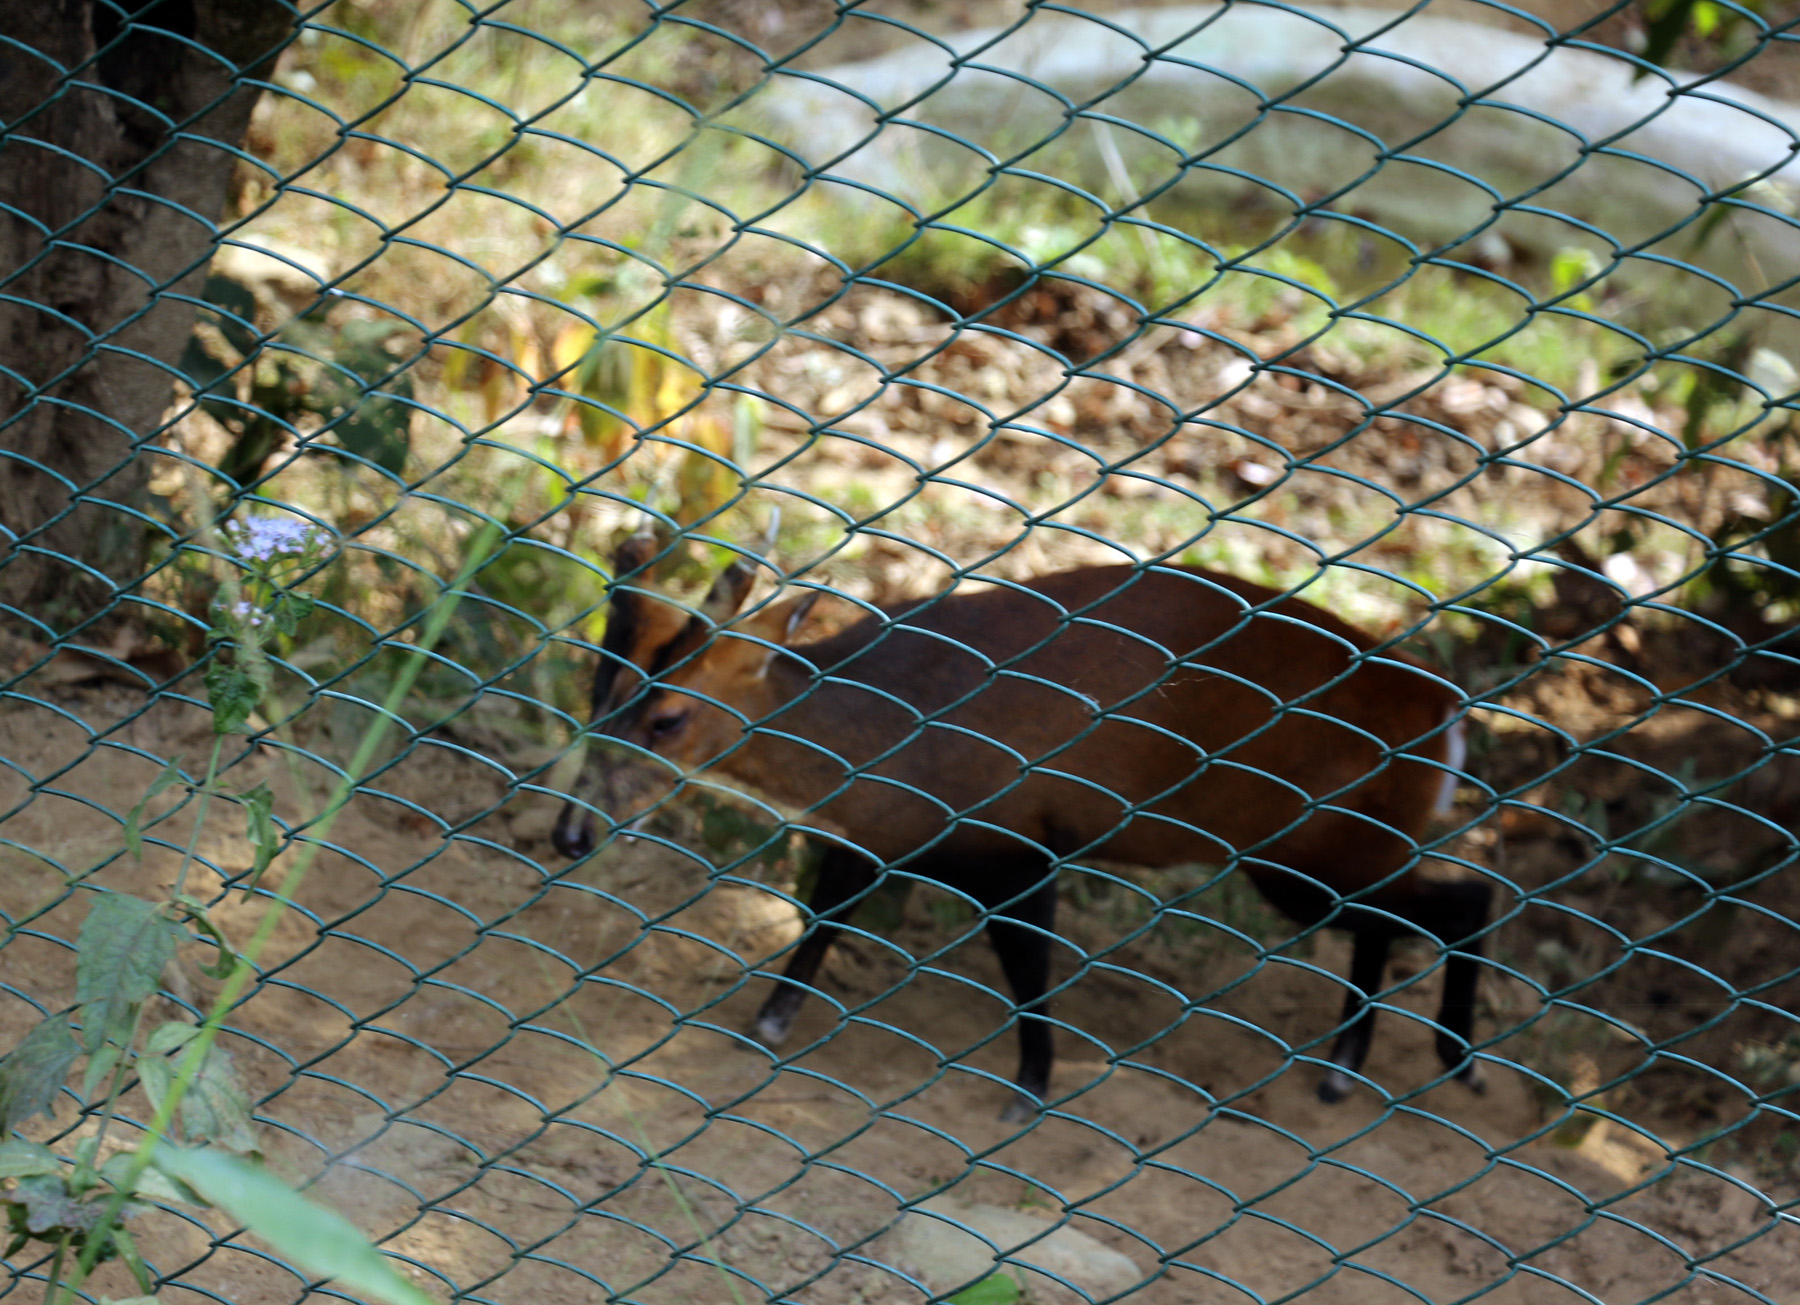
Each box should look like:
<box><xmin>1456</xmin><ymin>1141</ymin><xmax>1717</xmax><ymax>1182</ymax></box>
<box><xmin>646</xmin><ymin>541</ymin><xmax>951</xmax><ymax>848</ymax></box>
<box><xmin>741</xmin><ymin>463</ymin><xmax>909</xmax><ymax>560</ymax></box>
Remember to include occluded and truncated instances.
<box><xmin>674</xmin><ymin>414</ymin><xmax>739</xmax><ymax>525</ymax></box>
<box><xmin>438</xmin><ymin>331</ymin><xmax>477</xmax><ymax>391</ymax></box>
<box><xmin>550</xmin><ymin>322</ymin><xmax>595</xmax><ymax>378</ymax></box>
<box><xmin>651</xmin><ymin>353</ymin><xmax>697</xmax><ymax>425</ymax></box>
<box><xmin>511</xmin><ymin>325</ymin><xmax>542</xmax><ymax>389</ymax></box>
<box><xmin>626</xmin><ymin>341</ymin><xmax>662</xmax><ymax>428</ymax></box>
<box><xmin>477</xmin><ymin>357</ymin><xmax>513</xmax><ymax>428</ymax></box>
<box><xmin>570</xmin><ymin>333</ymin><xmax>636</xmax><ymax>458</ymax></box>
<box><xmin>574</xmin><ymin>402</ymin><xmax>632</xmax><ymax>464</ymax></box>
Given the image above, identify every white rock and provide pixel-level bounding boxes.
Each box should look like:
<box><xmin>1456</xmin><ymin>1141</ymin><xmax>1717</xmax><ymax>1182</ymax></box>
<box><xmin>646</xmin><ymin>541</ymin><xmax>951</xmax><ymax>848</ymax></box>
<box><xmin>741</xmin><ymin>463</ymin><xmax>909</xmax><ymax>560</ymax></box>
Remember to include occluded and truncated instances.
<box><xmin>886</xmin><ymin>1197</ymin><xmax>1142</xmax><ymax>1304</ymax></box>
<box><xmin>757</xmin><ymin>6</ymin><xmax>1800</xmax><ymax>345</ymax></box>
<box><xmin>213</xmin><ymin>236</ymin><xmax>331</xmax><ymax>305</ymax></box>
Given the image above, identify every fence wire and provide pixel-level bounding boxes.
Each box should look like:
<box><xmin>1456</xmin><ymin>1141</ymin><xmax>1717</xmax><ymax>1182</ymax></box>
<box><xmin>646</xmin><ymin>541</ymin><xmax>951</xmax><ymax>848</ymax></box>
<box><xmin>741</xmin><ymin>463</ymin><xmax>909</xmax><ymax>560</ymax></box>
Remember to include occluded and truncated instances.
<box><xmin>4</xmin><ymin>1</ymin><xmax>1800</xmax><ymax>1303</ymax></box>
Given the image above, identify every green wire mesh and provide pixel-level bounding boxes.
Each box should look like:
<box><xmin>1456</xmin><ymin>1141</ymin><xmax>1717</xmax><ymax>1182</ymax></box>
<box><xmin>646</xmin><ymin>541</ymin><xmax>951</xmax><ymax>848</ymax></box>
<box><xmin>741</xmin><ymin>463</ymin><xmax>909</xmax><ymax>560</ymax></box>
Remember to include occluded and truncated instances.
<box><xmin>5</xmin><ymin>0</ymin><xmax>1800</xmax><ymax>1302</ymax></box>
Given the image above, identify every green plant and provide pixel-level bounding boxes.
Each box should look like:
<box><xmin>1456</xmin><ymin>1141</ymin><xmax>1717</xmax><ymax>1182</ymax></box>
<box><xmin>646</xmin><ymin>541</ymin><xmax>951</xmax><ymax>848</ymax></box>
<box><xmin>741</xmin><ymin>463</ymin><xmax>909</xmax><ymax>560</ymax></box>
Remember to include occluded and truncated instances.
<box><xmin>927</xmin><ymin>892</ymin><xmax>980</xmax><ymax>933</ymax></box>
<box><xmin>181</xmin><ymin>275</ymin><xmax>415</xmax><ymax>489</ymax></box>
<box><xmin>1638</xmin><ymin>0</ymin><xmax>1767</xmax><ymax>73</ymax></box>
<box><xmin>949</xmin><ymin>1270</ymin><xmax>1028</xmax><ymax>1305</ymax></box>
<box><xmin>0</xmin><ymin>511</ymin><xmax>463</xmax><ymax>1305</ymax></box>
<box><xmin>691</xmin><ymin>792</ymin><xmax>809</xmax><ymax>882</ymax></box>
<box><xmin>1737</xmin><ymin>1035</ymin><xmax>1800</xmax><ymax>1093</ymax></box>
<box><xmin>1184</xmin><ymin>868</ymin><xmax>1290</xmax><ymax>957</ymax></box>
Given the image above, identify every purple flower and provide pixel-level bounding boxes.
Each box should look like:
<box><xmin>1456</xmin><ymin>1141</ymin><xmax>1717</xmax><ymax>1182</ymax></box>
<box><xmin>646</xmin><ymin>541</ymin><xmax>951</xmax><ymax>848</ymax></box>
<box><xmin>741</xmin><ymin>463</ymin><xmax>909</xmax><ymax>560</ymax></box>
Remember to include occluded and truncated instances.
<box><xmin>218</xmin><ymin>595</ymin><xmax>270</xmax><ymax>632</ymax></box>
<box><xmin>225</xmin><ymin>515</ymin><xmax>319</xmax><ymax>563</ymax></box>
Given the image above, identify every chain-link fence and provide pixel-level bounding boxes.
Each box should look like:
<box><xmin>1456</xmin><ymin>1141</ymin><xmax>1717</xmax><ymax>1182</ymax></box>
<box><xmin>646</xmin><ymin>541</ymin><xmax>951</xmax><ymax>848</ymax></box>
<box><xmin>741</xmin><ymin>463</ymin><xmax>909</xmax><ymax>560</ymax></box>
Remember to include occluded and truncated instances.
<box><xmin>4</xmin><ymin>1</ymin><xmax>1800</xmax><ymax>1302</ymax></box>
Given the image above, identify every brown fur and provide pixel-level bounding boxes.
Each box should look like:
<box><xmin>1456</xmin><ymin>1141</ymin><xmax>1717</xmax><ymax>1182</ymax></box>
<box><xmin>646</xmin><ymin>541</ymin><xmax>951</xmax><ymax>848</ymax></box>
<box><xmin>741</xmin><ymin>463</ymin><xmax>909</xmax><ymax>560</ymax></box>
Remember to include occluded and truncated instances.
<box><xmin>554</xmin><ymin>555</ymin><xmax>1488</xmax><ymax>1114</ymax></box>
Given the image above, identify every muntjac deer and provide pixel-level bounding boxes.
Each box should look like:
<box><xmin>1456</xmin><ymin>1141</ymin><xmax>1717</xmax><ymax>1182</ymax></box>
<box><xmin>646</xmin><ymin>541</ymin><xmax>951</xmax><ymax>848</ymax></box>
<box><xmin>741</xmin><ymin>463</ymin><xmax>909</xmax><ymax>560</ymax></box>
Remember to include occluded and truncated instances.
<box><xmin>553</xmin><ymin>531</ymin><xmax>1489</xmax><ymax>1117</ymax></box>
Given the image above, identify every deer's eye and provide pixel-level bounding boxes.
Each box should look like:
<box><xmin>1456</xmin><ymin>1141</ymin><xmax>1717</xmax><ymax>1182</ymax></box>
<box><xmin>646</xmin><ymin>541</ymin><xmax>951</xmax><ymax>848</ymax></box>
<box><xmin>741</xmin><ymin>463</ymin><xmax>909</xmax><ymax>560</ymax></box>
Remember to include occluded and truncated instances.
<box><xmin>646</xmin><ymin>709</ymin><xmax>688</xmax><ymax>742</ymax></box>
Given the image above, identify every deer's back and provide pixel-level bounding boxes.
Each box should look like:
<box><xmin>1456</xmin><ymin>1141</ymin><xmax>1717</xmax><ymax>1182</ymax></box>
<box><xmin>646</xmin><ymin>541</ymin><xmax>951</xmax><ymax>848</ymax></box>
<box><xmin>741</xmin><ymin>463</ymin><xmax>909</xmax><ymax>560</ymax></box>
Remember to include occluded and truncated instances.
<box><xmin>765</xmin><ymin>565</ymin><xmax>1458</xmax><ymax>889</ymax></box>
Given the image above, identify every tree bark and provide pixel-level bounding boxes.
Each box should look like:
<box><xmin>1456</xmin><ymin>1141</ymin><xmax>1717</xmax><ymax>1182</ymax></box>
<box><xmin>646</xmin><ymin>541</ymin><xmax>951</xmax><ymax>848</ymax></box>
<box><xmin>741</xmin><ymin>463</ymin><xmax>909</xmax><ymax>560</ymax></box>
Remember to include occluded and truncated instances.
<box><xmin>0</xmin><ymin>0</ymin><xmax>293</xmax><ymax>638</ymax></box>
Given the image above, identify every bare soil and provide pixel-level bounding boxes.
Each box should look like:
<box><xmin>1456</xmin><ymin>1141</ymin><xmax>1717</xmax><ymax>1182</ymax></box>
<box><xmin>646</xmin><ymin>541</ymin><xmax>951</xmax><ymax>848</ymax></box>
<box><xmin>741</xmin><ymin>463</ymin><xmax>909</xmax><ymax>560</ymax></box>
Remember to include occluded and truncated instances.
<box><xmin>7</xmin><ymin>5</ymin><xmax>1800</xmax><ymax>1302</ymax></box>
<box><xmin>21</xmin><ymin>199</ymin><xmax>1800</xmax><ymax>1305</ymax></box>
<box><xmin>1</xmin><ymin>654</ymin><xmax>1796</xmax><ymax>1305</ymax></box>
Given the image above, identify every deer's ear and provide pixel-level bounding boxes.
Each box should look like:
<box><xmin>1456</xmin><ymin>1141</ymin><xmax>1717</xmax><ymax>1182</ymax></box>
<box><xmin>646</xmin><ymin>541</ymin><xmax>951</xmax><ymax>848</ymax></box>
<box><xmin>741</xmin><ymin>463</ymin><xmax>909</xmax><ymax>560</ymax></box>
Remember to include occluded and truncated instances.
<box><xmin>700</xmin><ymin>511</ymin><xmax>782</xmax><ymax>626</ymax></box>
<box><xmin>730</xmin><ymin>590</ymin><xmax>822</xmax><ymax>678</ymax></box>
<box><xmin>608</xmin><ymin>529</ymin><xmax>664</xmax><ymax>628</ymax></box>
<box><xmin>611</xmin><ymin>527</ymin><xmax>660</xmax><ymax>576</ymax></box>
<box><xmin>699</xmin><ymin>557</ymin><xmax>758</xmax><ymax>626</ymax></box>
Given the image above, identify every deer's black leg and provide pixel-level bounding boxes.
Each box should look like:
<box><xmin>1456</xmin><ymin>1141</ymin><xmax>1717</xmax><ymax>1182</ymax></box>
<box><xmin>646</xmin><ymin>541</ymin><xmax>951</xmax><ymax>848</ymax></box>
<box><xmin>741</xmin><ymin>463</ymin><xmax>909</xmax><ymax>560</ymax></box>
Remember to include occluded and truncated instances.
<box><xmin>1319</xmin><ymin>921</ymin><xmax>1393</xmax><ymax>1103</ymax></box>
<box><xmin>752</xmin><ymin>846</ymin><xmax>876</xmax><ymax>1047</ymax></box>
<box><xmin>978</xmin><ymin>867</ymin><xmax>1059</xmax><ymax>1121</ymax></box>
<box><xmin>1415</xmin><ymin>877</ymin><xmax>1492</xmax><ymax>1092</ymax></box>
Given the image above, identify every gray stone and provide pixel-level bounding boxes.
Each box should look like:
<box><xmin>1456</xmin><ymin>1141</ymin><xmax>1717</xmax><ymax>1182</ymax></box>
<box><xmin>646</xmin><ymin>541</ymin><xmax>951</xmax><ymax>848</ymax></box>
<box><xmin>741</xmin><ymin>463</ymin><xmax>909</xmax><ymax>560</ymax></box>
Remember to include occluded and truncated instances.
<box><xmin>887</xmin><ymin>1197</ymin><xmax>1143</xmax><ymax>1303</ymax></box>
<box><xmin>756</xmin><ymin>5</ymin><xmax>1800</xmax><ymax>348</ymax></box>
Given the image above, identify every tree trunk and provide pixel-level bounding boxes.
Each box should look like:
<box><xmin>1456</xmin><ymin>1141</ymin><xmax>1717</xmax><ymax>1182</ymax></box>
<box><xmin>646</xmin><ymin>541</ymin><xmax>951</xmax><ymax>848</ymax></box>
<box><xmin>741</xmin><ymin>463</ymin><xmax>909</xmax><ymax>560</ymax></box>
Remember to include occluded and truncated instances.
<box><xmin>0</xmin><ymin>0</ymin><xmax>292</xmax><ymax>638</ymax></box>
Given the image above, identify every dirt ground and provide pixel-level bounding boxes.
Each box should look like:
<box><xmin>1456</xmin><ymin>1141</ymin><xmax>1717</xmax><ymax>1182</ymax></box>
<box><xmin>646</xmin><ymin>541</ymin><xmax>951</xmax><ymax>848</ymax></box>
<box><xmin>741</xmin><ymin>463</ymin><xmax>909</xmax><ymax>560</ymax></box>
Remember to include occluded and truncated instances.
<box><xmin>16</xmin><ymin>202</ymin><xmax>1800</xmax><ymax>1305</ymax></box>
<box><xmin>7</xmin><ymin>3</ymin><xmax>1800</xmax><ymax>1302</ymax></box>
<box><xmin>1</xmin><ymin>647</ymin><xmax>1796</xmax><ymax>1305</ymax></box>
<box><xmin>17</xmin><ymin>131</ymin><xmax>1800</xmax><ymax>1305</ymax></box>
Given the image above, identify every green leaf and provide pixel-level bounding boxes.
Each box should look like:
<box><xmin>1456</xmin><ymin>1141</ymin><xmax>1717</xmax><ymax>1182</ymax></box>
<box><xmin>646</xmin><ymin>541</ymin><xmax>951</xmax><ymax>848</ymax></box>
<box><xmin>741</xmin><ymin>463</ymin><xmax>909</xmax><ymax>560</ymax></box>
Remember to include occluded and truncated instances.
<box><xmin>948</xmin><ymin>1273</ymin><xmax>1023</xmax><ymax>1305</ymax></box>
<box><xmin>136</xmin><ymin>1057</ymin><xmax>173</xmax><ymax>1121</ymax></box>
<box><xmin>1640</xmin><ymin>0</ymin><xmax>1705</xmax><ymax>71</ymax></box>
<box><xmin>145</xmin><ymin>1022</ymin><xmax>201</xmax><ymax>1057</ymax></box>
<box><xmin>302</xmin><ymin>327</ymin><xmax>414</xmax><ymax>478</ymax></box>
<box><xmin>1</xmin><ymin>1176</ymin><xmax>145</xmax><ymax>1262</ymax></box>
<box><xmin>0</xmin><ymin>1016</ymin><xmax>79</xmax><ymax>1132</ymax></box>
<box><xmin>7</xmin><ymin>1173</ymin><xmax>103</xmax><ymax>1235</ymax></box>
<box><xmin>172</xmin><ymin>896</ymin><xmax>238</xmax><ymax>979</ymax></box>
<box><xmin>153</xmin><ymin>1147</ymin><xmax>438</xmax><ymax>1305</ymax></box>
<box><xmin>102</xmin><ymin>1151</ymin><xmax>202</xmax><ymax>1207</ymax></box>
<box><xmin>179</xmin><ymin>1045</ymin><xmax>259</xmax><ymax>1156</ymax></box>
<box><xmin>218</xmin><ymin>421</ymin><xmax>284</xmax><ymax>489</ymax></box>
<box><xmin>76</xmin><ymin>896</ymin><xmax>185</xmax><ymax>1055</ymax></box>
<box><xmin>239</xmin><ymin>782</ymin><xmax>280</xmax><ymax>886</ymax></box>
<box><xmin>103</xmin><ymin>1297</ymin><xmax>162</xmax><ymax>1305</ymax></box>
<box><xmin>1548</xmin><ymin>247</ymin><xmax>1600</xmax><ymax>300</ymax></box>
<box><xmin>271</xmin><ymin>590</ymin><xmax>317</xmax><ymax>638</ymax></box>
<box><xmin>205</xmin><ymin>656</ymin><xmax>267</xmax><ymax>735</ymax></box>
<box><xmin>0</xmin><ymin>1141</ymin><xmax>61</xmax><ymax>1180</ymax></box>
<box><xmin>198</xmin><ymin>275</ymin><xmax>261</xmax><ymax>357</ymax></box>
<box><xmin>178</xmin><ymin>331</ymin><xmax>233</xmax><ymax>396</ymax></box>
<box><xmin>332</xmin><ymin>396</ymin><xmax>412</xmax><ymax>476</ymax></box>
<box><xmin>83</xmin><ymin>1043</ymin><xmax>123</xmax><ymax>1101</ymax></box>
<box><xmin>334</xmin><ymin>319</ymin><xmax>407</xmax><ymax>371</ymax></box>
<box><xmin>111</xmin><ymin>1223</ymin><xmax>156</xmax><ymax>1293</ymax></box>
<box><xmin>73</xmin><ymin>1136</ymin><xmax>100</xmax><ymax>1188</ymax></box>
<box><xmin>123</xmin><ymin>757</ymin><xmax>184</xmax><ymax>861</ymax></box>
<box><xmin>135</xmin><ymin>1026</ymin><xmax>257</xmax><ymax>1155</ymax></box>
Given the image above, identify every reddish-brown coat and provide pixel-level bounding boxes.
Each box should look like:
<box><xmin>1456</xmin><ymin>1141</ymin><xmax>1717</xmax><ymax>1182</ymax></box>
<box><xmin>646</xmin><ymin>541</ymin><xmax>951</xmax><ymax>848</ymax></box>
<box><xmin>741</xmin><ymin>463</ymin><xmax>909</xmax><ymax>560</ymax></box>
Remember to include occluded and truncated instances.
<box><xmin>555</xmin><ymin>548</ymin><xmax>1487</xmax><ymax>1114</ymax></box>
<box><xmin>600</xmin><ymin>565</ymin><xmax>1457</xmax><ymax>904</ymax></box>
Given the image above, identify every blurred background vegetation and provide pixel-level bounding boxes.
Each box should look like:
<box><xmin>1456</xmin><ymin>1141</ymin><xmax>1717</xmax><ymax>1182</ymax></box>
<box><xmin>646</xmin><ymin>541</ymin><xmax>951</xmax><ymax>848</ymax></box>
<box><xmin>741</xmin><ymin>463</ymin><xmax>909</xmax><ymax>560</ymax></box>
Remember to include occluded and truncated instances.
<box><xmin>152</xmin><ymin>0</ymin><xmax>1800</xmax><ymax>722</ymax></box>
<box><xmin>119</xmin><ymin>0</ymin><xmax>1800</xmax><ymax>1139</ymax></box>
